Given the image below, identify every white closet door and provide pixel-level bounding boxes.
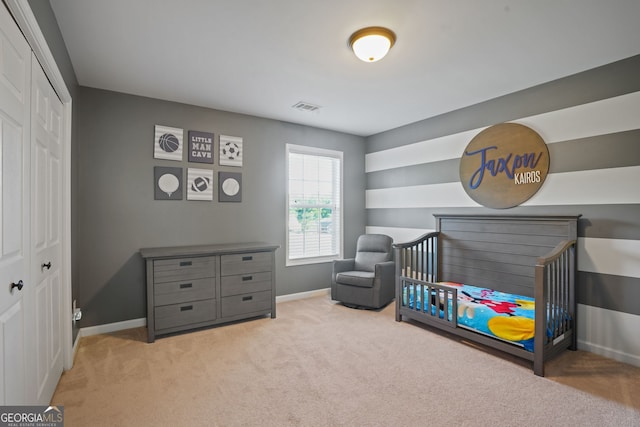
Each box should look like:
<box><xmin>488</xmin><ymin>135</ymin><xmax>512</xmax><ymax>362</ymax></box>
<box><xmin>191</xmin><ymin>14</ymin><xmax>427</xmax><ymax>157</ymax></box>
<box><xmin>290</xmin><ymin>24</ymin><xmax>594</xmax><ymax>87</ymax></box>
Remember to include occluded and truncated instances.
<box><xmin>30</xmin><ymin>55</ymin><xmax>64</xmax><ymax>405</ymax></box>
<box><xmin>0</xmin><ymin>3</ymin><xmax>32</xmax><ymax>405</ymax></box>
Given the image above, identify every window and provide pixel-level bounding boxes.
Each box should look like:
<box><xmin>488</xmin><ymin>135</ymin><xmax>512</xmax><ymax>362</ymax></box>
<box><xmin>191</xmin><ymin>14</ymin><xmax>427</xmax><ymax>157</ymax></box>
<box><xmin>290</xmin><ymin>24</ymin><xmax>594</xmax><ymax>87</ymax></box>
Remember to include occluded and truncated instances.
<box><xmin>286</xmin><ymin>144</ymin><xmax>343</xmax><ymax>266</ymax></box>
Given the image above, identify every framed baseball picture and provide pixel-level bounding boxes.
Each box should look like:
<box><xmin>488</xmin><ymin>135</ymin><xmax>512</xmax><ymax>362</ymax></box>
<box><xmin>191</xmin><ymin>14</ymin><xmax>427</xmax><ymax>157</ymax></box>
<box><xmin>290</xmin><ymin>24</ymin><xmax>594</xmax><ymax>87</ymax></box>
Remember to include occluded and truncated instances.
<box><xmin>218</xmin><ymin>171</ymin><xmax>242</xmax><ymax>202</ymax></box>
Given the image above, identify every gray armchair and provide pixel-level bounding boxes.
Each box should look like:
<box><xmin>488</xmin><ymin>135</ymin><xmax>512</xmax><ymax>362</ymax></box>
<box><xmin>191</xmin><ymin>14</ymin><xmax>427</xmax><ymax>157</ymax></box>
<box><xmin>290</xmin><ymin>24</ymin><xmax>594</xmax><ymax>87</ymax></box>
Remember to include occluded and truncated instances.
<box><xmin>331</xmin><ymin>234</ymin><xmax>395</xmax><ymax>309</ymax></box>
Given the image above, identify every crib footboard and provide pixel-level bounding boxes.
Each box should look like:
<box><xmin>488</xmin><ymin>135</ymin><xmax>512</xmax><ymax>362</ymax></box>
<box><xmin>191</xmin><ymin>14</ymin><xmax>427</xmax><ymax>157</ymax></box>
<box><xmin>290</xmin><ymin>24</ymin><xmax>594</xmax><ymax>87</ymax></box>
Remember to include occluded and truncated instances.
<box><xmin>394</xmin><ymin>232</ymin><xmax>439</xmax><ymax>321</ymax></box>
<box><xmin>534</xmin><ymin>239</ymin><xmax>577</xmax><ymax>376</ymax></box>
<box><xmin>394</xmin><ymin>232</ymin><xmax>460</xmax><ymax>328</ymax></box>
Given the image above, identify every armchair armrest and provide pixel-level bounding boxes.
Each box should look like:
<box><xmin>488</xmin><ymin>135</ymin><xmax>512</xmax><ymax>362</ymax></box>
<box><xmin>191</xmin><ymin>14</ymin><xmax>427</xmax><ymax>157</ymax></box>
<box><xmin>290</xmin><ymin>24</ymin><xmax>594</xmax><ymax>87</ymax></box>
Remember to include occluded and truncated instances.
<box><xmin>331</xmin><ymin>258</ymin><xmax>355</xmax><ymax>300</ymax></box>
<box><xmin>332</xmin><ymin>258</ymin><xmax>355</xmax><ymax>282</ymax></box>
<box><xmin>375</xmin><ymin>260</ymin><xmax>395</xmax><ymax>286</ymax></box>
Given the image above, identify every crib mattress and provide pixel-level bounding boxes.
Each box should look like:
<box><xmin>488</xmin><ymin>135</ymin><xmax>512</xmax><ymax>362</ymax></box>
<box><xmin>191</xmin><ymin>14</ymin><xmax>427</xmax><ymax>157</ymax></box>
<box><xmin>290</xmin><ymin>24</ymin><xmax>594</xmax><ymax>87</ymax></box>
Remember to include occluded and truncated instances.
<box><xmin>404</xmin><ymin>282</ymin><xmax>537</xmax><ymax>351</ymax></box>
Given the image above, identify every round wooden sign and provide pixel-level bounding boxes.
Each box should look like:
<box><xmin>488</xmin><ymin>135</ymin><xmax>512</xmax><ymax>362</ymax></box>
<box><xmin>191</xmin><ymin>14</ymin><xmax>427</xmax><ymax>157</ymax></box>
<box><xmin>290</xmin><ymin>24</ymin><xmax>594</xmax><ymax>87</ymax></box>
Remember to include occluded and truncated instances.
<box><xmin>459</xmin><ymin>123</ymin><xmax>549</xmax><ymax>209</ymax></box>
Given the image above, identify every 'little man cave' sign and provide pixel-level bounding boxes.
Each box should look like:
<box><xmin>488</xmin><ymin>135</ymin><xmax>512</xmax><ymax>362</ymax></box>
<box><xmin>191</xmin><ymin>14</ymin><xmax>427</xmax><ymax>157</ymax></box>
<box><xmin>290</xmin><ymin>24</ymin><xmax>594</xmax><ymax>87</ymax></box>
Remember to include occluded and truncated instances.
<box><xmin>459</xmin><ymin>123</ymin><xmax>549</xmax><ymax>209</ymax></box>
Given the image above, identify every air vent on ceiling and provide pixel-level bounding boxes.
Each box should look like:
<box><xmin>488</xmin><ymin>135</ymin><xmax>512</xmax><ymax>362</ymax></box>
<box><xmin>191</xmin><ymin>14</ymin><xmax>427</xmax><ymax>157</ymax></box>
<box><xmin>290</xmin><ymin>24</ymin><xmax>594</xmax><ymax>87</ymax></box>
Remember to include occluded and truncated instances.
<box><xmin>292</xmin><ymin>101</ymin><xmax>321</xmax><ymax>113</ymax></box>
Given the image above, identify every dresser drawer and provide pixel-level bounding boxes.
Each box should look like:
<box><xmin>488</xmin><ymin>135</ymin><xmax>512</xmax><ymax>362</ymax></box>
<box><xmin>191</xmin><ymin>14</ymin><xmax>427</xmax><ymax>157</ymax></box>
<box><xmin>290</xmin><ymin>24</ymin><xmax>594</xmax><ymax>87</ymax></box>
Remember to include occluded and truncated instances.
<box><xmin>221</xmin><ymin>290</ymin><xmax>271</xmax><ymax>317</ymax></box>
<box><xmin>154</xmin><ymin>277</ymin><xmax>215</xmax><ymax>306</ymax></box>
<box><xmin>220</xmin><ymin>252</ymin><xmax>271</xmax><ymax>276</ymax></box>
<box><xmin>153</xmin><ymin>256</ymin><xmax>215</xmax><ymax>283</ymax></box>
<box><xmin>155</xmin><ymin>299</ymin><xmax>216</xmax><ymax>330</ymax></box>
<box><xmin>220</xmin><ymin>272</ymin><xmax>271</xmax><ymax>297</ymax></box>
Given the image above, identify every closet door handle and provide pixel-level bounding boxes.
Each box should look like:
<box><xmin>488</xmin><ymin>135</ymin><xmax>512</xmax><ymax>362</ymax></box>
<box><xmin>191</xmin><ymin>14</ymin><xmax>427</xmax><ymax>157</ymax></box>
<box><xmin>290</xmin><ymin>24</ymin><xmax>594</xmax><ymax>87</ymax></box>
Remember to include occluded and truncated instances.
<box><xmin>10</xmin><ymin>280</ymin><xmax>24</xmax><ymax>292</ymax></box>
<box><xmin>42</xmin><ymin>262</ymin><xmax>52</xmax><ymax>270</ymax></box>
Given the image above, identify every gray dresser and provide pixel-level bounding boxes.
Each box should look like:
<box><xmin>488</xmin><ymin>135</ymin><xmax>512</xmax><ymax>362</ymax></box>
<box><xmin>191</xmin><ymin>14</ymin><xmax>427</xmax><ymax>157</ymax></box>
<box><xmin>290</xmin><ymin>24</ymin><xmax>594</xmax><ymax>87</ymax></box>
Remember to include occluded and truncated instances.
<box><xmin>140</xmin><ymin>242</ymin><xmax>278</xmax><ymax>343</ymax></box>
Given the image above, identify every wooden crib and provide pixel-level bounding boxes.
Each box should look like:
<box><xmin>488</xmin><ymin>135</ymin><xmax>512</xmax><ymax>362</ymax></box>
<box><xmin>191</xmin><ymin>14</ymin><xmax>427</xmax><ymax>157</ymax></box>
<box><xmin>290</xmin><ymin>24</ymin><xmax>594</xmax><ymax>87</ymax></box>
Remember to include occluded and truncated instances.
<box><xmin>394</xmin><ymin>214</ymin><xmax>580</xmax><ymax>376</ymax></box>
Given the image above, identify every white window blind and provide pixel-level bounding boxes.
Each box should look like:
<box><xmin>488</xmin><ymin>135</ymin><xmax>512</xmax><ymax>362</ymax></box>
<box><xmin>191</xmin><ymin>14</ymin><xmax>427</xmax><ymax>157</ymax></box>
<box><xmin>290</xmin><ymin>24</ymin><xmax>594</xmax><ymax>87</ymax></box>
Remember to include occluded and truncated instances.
<box><xmin>286</xmin><ymin>144</ymin><xmax>343</xmax><ymax>265</ymax></box>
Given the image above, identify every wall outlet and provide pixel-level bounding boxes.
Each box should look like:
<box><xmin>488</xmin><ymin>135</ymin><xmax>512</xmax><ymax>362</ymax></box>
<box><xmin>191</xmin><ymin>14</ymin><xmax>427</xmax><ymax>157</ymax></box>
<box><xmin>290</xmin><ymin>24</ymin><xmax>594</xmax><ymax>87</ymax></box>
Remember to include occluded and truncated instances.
<box><xmin>73</xmin><ymin>307</ymin><xmax>82</xmax><ymax>322</ymax></box>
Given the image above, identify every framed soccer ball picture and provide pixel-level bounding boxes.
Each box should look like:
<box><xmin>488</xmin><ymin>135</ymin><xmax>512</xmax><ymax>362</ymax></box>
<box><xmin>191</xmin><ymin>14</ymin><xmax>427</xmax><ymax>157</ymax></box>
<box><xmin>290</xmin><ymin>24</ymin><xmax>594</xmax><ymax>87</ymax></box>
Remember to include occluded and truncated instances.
<box><xmin>219</xmin><ymin>135</ymin><xmax>243</xmax><ymax>167</ymax></box>
<box><xmin>154</xmin><ymin>125</ymin><xmax>183</xmax><ymax>161</ymax></box>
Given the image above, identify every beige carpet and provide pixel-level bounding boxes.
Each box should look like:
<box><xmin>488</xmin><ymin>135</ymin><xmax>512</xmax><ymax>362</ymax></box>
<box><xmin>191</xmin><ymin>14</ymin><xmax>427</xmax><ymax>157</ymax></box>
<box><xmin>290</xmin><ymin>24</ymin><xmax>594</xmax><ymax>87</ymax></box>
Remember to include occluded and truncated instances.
<box><xmin>52</xmin><ymin>295</ymin><xmax>640</xmax><ymax>426</ymax></box>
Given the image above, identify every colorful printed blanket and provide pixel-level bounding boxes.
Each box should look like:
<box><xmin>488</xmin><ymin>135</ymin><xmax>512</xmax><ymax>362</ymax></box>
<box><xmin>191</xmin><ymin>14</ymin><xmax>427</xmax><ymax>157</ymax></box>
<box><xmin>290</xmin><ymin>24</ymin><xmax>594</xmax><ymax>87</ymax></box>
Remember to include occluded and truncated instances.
<box><xmin>404</xmin><ymin>282</ymin><xmax>537</xmax><ymax>351</ymax></box>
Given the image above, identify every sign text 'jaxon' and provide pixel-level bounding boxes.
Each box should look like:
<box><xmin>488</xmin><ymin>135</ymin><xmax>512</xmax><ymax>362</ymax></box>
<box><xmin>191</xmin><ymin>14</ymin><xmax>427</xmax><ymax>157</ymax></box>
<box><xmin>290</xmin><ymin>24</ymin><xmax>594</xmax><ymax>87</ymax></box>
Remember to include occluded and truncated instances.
<box><xmin>465</xmin><ymin>145</ymin><xmax>544</xmax><ymax>189</ymax></box>
<box><xmin>459</xmin><ymin>123</ymin><xmax>549</xmax><ymax>209</ymax></box>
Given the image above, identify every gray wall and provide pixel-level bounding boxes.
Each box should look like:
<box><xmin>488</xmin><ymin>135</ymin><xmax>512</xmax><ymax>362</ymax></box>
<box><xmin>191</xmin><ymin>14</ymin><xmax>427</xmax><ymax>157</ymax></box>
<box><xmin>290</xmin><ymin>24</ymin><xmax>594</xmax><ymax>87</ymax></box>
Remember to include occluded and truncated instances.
<box><xmin>77</xmin><ymin>87</ymin><xmax>365</xmax><ymax>327</ymax></box>
<box><xmin>27</xmin><ymin>0</ymin><xmax>78</xmax><ymax>94</ymax></box>
<box><xmin>364</xmin><ymin>55</ymin><xmax>640</xmax><ymax>364</ymax></box>
<box><xmin>365</xmin><ymin>54</ymin><xmax>640</xmax><ymax>312</ymax></box>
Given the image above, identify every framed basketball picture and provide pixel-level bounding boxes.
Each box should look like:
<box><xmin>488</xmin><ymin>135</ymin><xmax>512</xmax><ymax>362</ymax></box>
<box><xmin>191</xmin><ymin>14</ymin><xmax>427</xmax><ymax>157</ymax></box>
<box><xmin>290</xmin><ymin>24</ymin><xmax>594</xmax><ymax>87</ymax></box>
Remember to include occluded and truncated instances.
<box><xmin>187</xmin><ymin>168</ymin><xmax>214</xmax><ymax>201</ymax></box>
<box><xmin>219</xmin><ymin>135</ymin><xmax>243</xmax><ymax>167</ymax></box>
<box><xmin>154</xmin><ymin>125</ymin><xmax>183</xmax><ymax>161</ymax></box>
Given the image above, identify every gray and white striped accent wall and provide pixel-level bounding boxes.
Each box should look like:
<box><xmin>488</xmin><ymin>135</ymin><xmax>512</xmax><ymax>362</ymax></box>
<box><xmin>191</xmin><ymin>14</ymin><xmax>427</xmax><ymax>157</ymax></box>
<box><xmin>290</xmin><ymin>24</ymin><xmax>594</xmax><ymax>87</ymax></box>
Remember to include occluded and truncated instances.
<box><xmin>365</xmin><ymin>55</ymin><xmax>640</xmax><ymax>367</ymax></box>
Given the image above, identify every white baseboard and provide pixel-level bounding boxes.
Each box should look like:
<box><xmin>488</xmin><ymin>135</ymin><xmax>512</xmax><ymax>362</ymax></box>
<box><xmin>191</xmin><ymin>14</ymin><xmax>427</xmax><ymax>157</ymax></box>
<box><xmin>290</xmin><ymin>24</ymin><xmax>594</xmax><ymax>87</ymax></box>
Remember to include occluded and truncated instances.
<box><xmin>80</xmin><ymin>317</ymin><xmax>147</xmax><ymax>338</ymax></box>
<box><xmin>276</xmin><ymin>287</ymin><xmax>330</xmax><ymax>303</ymax></box>
<box><xmin>78</xmin><ymin>288</ymin><xmax>330</xmax><ymax>338</ymax></box>
<box><xmin>577</xmin><ymin>304</ymin><xmax>640</xmax><ymax>369</ymax></box>
<box><xmin>72</xmin><ymin>330</ymin><xmax>80</xmax><ymax>355</ymax></box>
<box><xmin>578</xmin><ymin>339</ymin><xmax>640</xmax><ymax>368</ymax></box>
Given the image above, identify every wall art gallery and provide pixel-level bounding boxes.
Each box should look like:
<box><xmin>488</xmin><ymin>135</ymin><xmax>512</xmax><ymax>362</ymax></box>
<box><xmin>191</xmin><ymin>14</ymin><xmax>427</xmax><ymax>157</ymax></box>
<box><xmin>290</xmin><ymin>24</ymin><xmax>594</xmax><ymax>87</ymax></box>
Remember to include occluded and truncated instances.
<box><xmin>153</xmin><ymin>124</ymin><xmax>243</xmax><ymax>202</ymax></box>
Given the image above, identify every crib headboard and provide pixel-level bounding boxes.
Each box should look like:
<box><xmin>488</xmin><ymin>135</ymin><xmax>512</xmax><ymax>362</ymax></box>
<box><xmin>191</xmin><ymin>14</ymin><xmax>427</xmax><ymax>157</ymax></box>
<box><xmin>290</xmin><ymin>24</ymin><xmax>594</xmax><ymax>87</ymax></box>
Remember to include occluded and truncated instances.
<box><xmin>435</xmin><ymin>214</ymin><xmax>579</xmax><ymax>297</ymax></box>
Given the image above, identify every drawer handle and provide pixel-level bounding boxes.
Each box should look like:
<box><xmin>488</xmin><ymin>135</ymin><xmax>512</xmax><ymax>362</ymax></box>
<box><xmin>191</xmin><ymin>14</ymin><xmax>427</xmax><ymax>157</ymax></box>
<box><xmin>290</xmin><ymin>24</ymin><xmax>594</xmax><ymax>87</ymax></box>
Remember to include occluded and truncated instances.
<box><xmin>180</xmin><ymin>305</ymin><xmax>193</xmax><ymax>311</ymax></box>
<box><xmin>242</xmin><ymin>296</ymin><xmax>253</xmax><ymax>302</ymax></box>
<box><xmin>242</xmin><ymin>256</ymin><xmax>253</xmax><ymax>261</ymax></box>
<box><xmin>180</xmin><ymin>283</ymin><xmax>193</xmax><ymax>289</ymax></box>
<box><xmin>179</xmin><ymin>261</ymin><xmax>193</xmax><ymax>267</ymax></box>
<box><xmin>242</xmin><ymin>276</ymin><xmax>253</xmax><ymax>282</ymax></box>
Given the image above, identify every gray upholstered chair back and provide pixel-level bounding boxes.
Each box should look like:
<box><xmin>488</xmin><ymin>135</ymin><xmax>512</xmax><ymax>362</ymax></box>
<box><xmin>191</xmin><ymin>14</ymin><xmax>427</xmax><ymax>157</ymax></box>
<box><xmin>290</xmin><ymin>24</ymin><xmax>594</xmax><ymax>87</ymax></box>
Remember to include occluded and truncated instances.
<box><xmin>354</xmin><ymin>234</ymin><xmax>393</xmax><ymax>272</ymax></box>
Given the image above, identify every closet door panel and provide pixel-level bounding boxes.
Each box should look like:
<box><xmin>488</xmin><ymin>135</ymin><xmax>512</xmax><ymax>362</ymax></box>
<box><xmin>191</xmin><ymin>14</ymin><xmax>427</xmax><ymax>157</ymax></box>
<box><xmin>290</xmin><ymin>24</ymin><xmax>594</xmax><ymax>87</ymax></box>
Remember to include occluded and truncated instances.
<box><xmin>30</xmin><ymin>55</ymin><xmax>64</xmax><ymax>405</ymax></box>
<box><xmin>0</xmin><ymin>2</ymin><xmax>31</xmax><ymax>405</ymax></box>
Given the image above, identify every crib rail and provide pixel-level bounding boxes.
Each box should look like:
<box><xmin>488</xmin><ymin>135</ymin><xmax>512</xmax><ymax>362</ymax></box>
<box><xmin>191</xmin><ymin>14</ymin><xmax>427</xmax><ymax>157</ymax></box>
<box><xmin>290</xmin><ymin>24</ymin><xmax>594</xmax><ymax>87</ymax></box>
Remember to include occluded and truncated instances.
<box><xmin>393</xmin><ymin>232</ymin><xmax>439</xmax><ymax>283</ymax></box>
<box><xmin>534</xmin><ymin>240</ymin><xmax>577</xmax><ymax>375</ymax></box>
<box><xmin>397</xmin><ymin>278</ymin><xmax>458</xmax><ymax>328</ymax></box>
<box><xmin>395</xmin><ymin>232</ymin><xmax>446</xmax><ymax>324</ymax></box>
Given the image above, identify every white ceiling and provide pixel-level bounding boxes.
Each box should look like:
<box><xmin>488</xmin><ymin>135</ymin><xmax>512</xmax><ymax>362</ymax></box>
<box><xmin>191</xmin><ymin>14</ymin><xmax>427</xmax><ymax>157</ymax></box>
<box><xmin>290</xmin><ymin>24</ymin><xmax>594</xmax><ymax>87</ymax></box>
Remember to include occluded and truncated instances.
<box><xmin>50</xmin><ymin>0</ymin><xmax>640</xmax><ymax>137</ymax></box>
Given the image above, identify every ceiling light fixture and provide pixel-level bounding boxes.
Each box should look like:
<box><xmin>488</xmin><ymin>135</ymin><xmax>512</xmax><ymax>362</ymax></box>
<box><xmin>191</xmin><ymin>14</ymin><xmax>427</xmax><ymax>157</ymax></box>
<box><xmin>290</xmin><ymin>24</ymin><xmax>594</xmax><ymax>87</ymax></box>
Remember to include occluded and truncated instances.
<box><xmin>349</xmin><ymin>26</ymin><xmax>396</xmax><ymax>63</ymax></box>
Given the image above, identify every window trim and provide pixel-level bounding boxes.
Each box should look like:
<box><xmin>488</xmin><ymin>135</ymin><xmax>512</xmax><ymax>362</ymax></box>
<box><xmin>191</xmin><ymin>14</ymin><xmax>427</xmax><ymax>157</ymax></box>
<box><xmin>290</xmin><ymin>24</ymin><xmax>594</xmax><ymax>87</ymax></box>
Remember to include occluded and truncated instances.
<box><xmin>285</xmin><ymin>143</ymin><xmax>344</xmax><ymax>267</ymax></box>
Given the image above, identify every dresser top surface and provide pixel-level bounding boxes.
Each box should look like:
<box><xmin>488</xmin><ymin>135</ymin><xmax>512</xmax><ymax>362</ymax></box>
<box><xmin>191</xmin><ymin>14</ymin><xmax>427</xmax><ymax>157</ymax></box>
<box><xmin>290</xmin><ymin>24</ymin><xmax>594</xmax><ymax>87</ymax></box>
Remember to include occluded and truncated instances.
<box><xmin>140</xmin><ymin>242</ymin><xmax>279</xmax><ymax>259</ymax></box>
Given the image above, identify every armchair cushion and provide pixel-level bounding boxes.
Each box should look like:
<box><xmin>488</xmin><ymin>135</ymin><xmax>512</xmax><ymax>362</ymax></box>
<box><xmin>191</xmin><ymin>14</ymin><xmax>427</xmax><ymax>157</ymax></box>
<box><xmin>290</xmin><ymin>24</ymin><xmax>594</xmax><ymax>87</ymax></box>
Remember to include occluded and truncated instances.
<box><xmin>354</xmin><ymin>234</ymin><xmax>394</xmax><ymax>271</ymax></box>
<box><xmin>335</xmin><ymin>271</ymin><xmax>375</xmax><ymax>288</ymax></box>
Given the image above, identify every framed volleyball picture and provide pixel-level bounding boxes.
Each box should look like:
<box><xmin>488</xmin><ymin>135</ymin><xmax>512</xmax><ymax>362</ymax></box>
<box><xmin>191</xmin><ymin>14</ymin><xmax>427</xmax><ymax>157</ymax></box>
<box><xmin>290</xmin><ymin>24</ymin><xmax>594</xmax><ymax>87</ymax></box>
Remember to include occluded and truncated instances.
<box><xmin>154</xmin><ymin>125</ymin><xmax>183</xmax><ymax>161</ymax></box>
<box><xmin>219</xmin><ymin>135</ymin><xmax>243</xmax><ymax>167</ymax></box>
<box><xmin>187</xmin><ymin>168</ymin><xmax>214</xmax><ymax>201</ymax></box>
